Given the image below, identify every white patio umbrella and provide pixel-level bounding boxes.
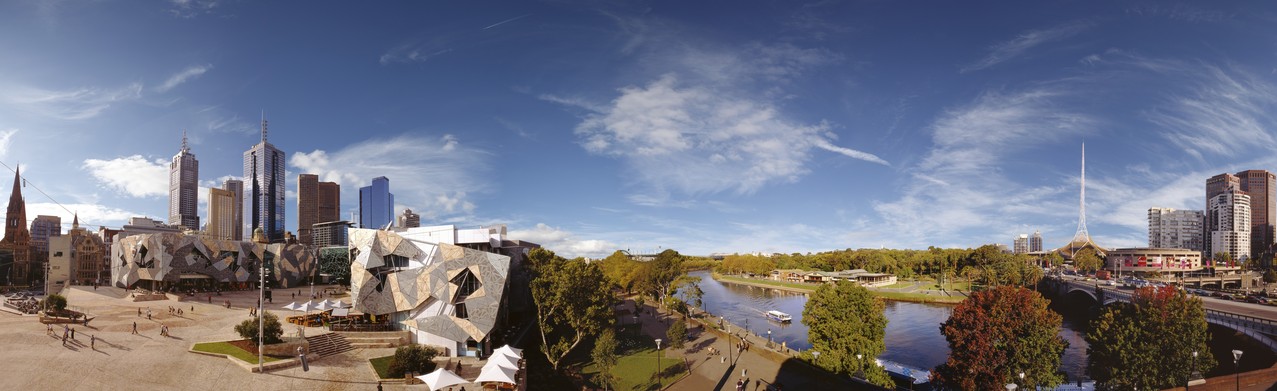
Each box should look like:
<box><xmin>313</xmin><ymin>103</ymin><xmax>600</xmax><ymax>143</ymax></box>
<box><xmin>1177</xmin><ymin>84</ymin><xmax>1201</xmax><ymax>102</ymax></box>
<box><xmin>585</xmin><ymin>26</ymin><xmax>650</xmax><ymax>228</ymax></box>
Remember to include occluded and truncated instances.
<box><xmin>314</xmin><ymin>300</ymin><xmax>333</xmax><ymax>311</ymax></box>
<box><xmin>492</xmin><ymin>345</ymin><xmax>522</xmax><ymax>359</ymax></box>
<box><xmin>475</xmin><ymin>363</ymin><xmax>518</xmax><ymax>385</ymax></box>
<box><xmin>486</xmin><ymin>351</ymin><xmax>520</xmax><ymax>370</ymax></box>
<box><xmin>415</xmin><ymin>368</ymin><xmax>469</xmax><ymax>391</ymax></box>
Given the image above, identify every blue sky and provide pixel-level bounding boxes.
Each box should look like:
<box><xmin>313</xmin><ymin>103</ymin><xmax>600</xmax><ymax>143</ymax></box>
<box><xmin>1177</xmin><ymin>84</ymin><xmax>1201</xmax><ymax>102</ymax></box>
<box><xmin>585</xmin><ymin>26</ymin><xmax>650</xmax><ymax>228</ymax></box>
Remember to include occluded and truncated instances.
<box><xmin>1</xmin><ymin>1</ymin><xmax>1276</xmax><ymax>258</ymax></box>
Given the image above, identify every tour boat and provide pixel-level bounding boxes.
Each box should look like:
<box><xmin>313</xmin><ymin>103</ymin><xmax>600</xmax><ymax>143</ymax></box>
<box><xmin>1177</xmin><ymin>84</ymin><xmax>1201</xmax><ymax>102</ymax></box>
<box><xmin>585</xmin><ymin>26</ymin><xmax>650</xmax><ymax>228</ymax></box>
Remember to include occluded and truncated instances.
<box><xmin>765</xmin><ymin>310</ymin><xmax>792</xmax><ymax>322</ymax></box>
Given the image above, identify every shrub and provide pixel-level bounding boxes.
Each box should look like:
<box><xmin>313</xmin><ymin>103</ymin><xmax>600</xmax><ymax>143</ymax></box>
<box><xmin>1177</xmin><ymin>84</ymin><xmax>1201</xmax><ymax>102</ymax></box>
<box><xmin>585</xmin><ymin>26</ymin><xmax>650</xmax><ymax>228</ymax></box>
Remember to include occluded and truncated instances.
<box><xmin>387</xmin><ymin>344</ymin><xmax>439</xmax><ymax>378</ymax></box>
<box><xmin>234</xmin><ymin>310</ymin><xmax>283</xmax><ymax>344</ymax></box>
<box><xmin>42</xmin><ymin>294</ymin><xmax>67</xmax><ymax>311</ymax></box>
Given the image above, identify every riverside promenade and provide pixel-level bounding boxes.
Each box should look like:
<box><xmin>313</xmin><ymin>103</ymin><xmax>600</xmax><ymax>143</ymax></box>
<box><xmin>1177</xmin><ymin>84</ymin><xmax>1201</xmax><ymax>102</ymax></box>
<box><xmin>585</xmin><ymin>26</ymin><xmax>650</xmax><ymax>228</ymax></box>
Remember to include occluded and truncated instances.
<box><xmin>625</xmin><ymin>296</ymin><xmax>875</xmax><ymax>391</ymax></box>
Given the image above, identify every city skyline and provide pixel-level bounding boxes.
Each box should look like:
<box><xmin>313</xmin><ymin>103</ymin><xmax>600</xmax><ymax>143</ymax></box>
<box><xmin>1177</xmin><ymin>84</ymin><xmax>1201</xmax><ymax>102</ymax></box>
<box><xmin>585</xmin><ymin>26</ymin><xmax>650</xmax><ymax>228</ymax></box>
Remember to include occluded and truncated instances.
<box><xmin>4</xmin><ymin>2</ymin><xmax>1277</xmax><ymax>257</ymax></box>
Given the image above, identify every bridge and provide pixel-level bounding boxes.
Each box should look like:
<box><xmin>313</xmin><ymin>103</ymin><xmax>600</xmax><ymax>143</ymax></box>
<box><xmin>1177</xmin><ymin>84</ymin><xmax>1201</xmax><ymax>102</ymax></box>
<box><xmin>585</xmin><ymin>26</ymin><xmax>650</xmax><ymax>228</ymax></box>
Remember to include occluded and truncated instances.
<box><xmin>1049</xmin><ymin>277</ymin><xmax>1277</xmax><ymax>353</ymax></box>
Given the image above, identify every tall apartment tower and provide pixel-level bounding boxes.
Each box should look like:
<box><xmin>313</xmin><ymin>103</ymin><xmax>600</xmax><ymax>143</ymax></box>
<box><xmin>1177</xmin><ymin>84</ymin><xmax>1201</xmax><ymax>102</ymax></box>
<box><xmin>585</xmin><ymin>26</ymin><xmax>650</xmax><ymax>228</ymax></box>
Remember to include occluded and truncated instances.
<box><xmin>207</xmin><ymin>187</ymin><xmax>236</xmax><ymax>240</ymax></box>
<box><xmin>1206</xmin><ymin>173</ymin><xmax>1242</xmax><ymax>259</ymax></box>
<box><xmin>0</xmin><ymin>167</ymin><xmax>32</xmax><ymax>284</ymax></box>
<box><xmin>297</xmin><ymin>174</ymin><xmax>341</xmax><ymax>245</ymax></box>
<box><xmin>222</xmin><ymin>179</ymin><xmax>243</xmax><ymax>240</ymax></box>
<box><xmin>169</xmin><ymin>132</ymin><xmax>200</xmax><ymax>231</ymax></box>
<box><xmin>1029</xmin><ymin>231</ymin><xmax>1043</xmax><ymax>252</ymax></box>
<box><xmin>359</xmin><ymin>176</ymin><xmax>394</xmax><ymax>229</ymax></box>
<box><xmin>29</xmin><ymin>215</ymin><xmax>61</xmax><ymax>266</ymax></box>
<box><xmin>1208</xmin><ymin>187</ymin><xmax>1251</xmax><ymax>263</ymax></box>
<box><xmin>1237</xmin><ymin>170</ymin><xmax>1276</xmax><ymax>260</ymax></box>
<box><xmin>1148</xmin><ymin>207</ymin><xmax>1205</xmax><ymax>251</ymax></box>
<box><xmin>1013</xmin><ymin>234</ymin><xmax>1029</xmax><ymax>254</ymax></box>
<box><xmin>397</xmin><ymin>208</ymin><xmax>420</xmax><ymax>229</ymax></box>
<box><xmin>243</xmin><ymin>115</ymin><xmax>286</xmax><ymax>243</ymax></box>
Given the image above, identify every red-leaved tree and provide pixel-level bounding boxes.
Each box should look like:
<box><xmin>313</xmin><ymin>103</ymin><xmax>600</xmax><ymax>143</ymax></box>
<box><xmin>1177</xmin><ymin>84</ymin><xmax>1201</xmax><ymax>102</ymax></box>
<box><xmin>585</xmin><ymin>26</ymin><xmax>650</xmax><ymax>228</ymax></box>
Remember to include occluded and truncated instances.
<box><xmin>932</xmin><ymin>285</ymin><xmax>1067</xmax><ymax>389</ymax></box>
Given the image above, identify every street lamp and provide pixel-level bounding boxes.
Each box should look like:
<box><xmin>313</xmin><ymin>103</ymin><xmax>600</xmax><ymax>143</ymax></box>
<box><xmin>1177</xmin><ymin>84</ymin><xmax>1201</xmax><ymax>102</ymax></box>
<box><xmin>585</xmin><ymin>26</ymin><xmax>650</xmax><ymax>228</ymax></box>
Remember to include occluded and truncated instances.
<box><xmin>1189</xmin><ymin>350</ymin><xmax>1200</xmax><ymax>389</ymax></box>
<box><xmin>257</xmin><ymin>260</ymin><xmax>271</xmax><ymax>373</ymax></box>
<box><xmin>767</xmin><ymin>328</ymin><xmax>772</xmax><ymax>348</ymax></box>
<box><xmin>1233</xmin><ymin>349</ymin><xmax>1244</xmax><ymax>391</ymax></box>
<box><xmin>725</xmin><ymin>322</ymin><xmax>733</xmax><ymax>365</ymax></box>
<box><xmin>1019</xmin><ymin>372</ymin><xmax>1025</xmax><ymax>389</ymax></box>
<box><xmin>655</xmin><ymin>338</ymin><xmax>663</xmax><ymax>388</ymax></box>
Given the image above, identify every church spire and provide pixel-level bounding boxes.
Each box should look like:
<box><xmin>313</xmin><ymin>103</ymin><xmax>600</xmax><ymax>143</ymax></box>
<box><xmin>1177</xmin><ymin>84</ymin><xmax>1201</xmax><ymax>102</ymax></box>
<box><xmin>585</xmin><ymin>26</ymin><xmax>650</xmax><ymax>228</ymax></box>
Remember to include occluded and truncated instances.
<box><xmin>10</xmin><ymin>164</ymin><xmax>21</xmax><ymax>202</ymax></box>
<box><xmin>72</xmin><ymin>212</ymin><xmax>79</xmax><ymax>230</ymax></box>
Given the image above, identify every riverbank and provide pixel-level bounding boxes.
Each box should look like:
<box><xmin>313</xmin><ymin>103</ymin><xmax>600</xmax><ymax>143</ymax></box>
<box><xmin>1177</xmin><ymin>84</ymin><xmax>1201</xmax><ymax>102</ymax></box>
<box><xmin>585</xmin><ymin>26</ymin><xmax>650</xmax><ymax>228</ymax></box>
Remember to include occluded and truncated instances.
<box><xmin>711</xmin><ymin>273</ymin><xmax>965</xmax><ymax>304</ymax></box>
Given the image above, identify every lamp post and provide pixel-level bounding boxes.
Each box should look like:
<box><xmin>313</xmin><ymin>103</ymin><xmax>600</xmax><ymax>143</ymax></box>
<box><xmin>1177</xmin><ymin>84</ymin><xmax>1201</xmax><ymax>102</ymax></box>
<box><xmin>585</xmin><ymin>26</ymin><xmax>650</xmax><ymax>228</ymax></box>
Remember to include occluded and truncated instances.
<box><xmin>1233</xmin><ymin>349</ymin><xmax>1244</xmax><ymax>391</ymax></box>
<box><xmin>1189</xmin><ymin>350</ymin><xmax>1199</xmax><ymax>389</ymax></box>
<box><xmin>655</xmin><ymin>338</ymin><xmax>663</xmax><ymax>388</ymax></box>
<box><xmin>258</xmin><ymin>260</ymin><xmax>269</xmax><ymax>373</ymax></box>
<box><xmin>767</xmin><ymin>329</ymin><xmax>772</xmax><ymax>348</ymax></box>
<box><xmin>855</xmin><ymin>353</ymin><xmax>863</xmax><ymax>379</ymax></box>
<box><xmin>725</xmin><ymin>321</ymin><xmax>733</xmax><ymax>365</ymax></box>
<box><xmin>1019</xmin><ymin>372</ymin><xmax>1025</xmax><ymax>390</ymax></box>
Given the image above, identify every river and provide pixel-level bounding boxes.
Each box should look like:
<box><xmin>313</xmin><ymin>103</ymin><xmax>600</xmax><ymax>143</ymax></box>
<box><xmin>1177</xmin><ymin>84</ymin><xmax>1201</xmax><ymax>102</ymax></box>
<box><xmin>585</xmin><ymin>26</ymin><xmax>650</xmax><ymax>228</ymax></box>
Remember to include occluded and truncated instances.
<box><xmin>685</xmin><ymin>270</ymin><xmax>1091</xmax><ymax>380</ymax></box>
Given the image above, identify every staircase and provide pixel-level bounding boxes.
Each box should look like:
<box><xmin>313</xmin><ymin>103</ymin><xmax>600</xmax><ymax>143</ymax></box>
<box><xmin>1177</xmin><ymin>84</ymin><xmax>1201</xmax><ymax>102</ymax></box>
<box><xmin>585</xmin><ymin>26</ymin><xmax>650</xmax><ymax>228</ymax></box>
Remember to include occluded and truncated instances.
<box><xmin>305</xmin><ymin>332</ymin><xmax>354</xmax><ymax>359</ymax></box>
<box><xmin>335</xmin><ymin>331</ymin><xmax>412</xmax><ymax>348</ymax></box>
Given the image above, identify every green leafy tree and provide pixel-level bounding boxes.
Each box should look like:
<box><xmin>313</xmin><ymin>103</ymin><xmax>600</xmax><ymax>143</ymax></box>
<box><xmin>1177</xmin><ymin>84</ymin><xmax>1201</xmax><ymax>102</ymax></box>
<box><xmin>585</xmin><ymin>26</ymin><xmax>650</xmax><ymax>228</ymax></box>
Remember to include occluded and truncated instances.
<box><xmin>666</xmin><ymin>319</ymin><xmax>687</xmax><ymax>349</ymax></box>
<box><xmin>932</xmin><ymin>286</ymin><xmax>1067</xmax><ymax>390</ymax></box>
<box><xmin>234</xmin><ymin>310</ymin><xmax>284</xmax><ymax>344</ymax></box>
<box><xmin>1073</xmin><ymin>248</ymin><xmax>1103</xmax><ymax>272</ymax></box>
<box><xmin>646</xmin><ymin>249</ymin><xmax>686</xmax><ymax>306</ymax></box>
<box><xmin>684</xmin><ymin>281</ymin><xmax>704</xmax><ymax>316</ymax></box>
<box><xmin>591</xmin><ymin>329</ymin><xmax>620</xmax><ymax>391</ymax></box>
<box><xmin>1047</xmin><ymin>252</ymin><xmax>1065</xmax><ymax>268</ymax></box>
<box><xmin>1213</xmin><ymin>252</ymin><xmax>1233</xmax><ymax>267</ymax></box>
<box><xmin>1264</xmin><ymin>269</ymin><xmax>1277</xmax><ymax>284</ymax></box>
<box><xmin>1086</xmin><ymin>286</ymin><xmax>1216</xmax><ymax>390</ymax></box>
<box><xmin>530</xmin><ymin>248</ymin><xmax>616</xmax><ymax>371</ymax></box>
<box><xmin>42</xmin><ymin>294</ymin><xmax>67</xmax><ymax>311</ymax></box>
<box><xmin>387</xmin><ymin>344</ymin><xmax>439</xmax><ymax>378</ymax></box>
<box><xmin>802</xmin><ymin>281</ymin><xmax>893</xmax><ymax>387</ymax></box>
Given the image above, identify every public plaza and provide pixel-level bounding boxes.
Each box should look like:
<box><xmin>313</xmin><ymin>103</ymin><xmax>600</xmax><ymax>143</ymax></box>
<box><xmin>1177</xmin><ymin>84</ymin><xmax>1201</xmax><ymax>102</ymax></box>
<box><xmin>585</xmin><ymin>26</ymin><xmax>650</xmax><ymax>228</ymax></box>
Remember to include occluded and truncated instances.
<box><xmin>0</xmin><ymin>284</ymin><xmax>488</xmax><ymax>390</ymax></box>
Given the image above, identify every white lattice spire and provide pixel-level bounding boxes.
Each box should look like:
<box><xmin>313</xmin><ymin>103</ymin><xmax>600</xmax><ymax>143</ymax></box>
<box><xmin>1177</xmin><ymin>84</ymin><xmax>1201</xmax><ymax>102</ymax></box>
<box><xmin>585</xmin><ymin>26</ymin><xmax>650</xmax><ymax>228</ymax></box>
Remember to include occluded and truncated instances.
<box><xmin>1072</xmin><ymin>142</ymin><xmax>1089</xmax><ymax>242</ymax></box>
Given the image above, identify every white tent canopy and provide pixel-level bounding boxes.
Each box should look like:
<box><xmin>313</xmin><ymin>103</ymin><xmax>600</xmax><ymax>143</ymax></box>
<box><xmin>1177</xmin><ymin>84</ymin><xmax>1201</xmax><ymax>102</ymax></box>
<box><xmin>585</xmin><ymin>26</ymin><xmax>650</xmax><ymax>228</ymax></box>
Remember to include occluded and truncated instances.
<box><xmin>281</xmin><ymin>302</ymin><xmax>301</xmax><ymax>311</ymax></box>
<box><xmin>415</xmin><ymin>368</ymin><xmax>469</xmax><ymax>391</ymax></box>
<box><xmin>486</xmin><ymin>352</ymin><xmax>519</xmax><ymax>370</ymax></box>
<box><xmin>475</xmin><ymin>363</ymin><xmax>518</xmax><ymax>385</ymax></box>
<box><xmin>493</xmin><ymin>344</ymin><xmax>522</xmax><ymax>358</ymax></box>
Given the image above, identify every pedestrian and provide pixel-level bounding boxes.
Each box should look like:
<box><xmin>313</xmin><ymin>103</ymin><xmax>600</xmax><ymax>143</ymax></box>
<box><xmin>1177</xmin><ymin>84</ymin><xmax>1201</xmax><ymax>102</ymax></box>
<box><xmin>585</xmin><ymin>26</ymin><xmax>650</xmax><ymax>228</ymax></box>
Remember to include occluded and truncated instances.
<box><xmin>91</xmin><ymin>335</ymin><xmax>95</xmax><ymax>349</ymax></box>
<box><xmin>132</xmin><ymin>322</ymin><xmax>137</xmax><ymax>334</ymax></box>
<box><xmin>62</xmin><ymin>333</ymin><xmax>67</xmax><ymax>346</ymax></box>
<box><xmin>70</xmin><ymin>327</ymin><xmax>75</xmax><ymax>340</ymax></box>
<box><xmin>191</xmin><ymin>305</ymin><xmax>194</xmax><ymax>312</ymax></box>
<box><xmin>137</xmin><ymin>308</ymin><xmax>141</xmax><ymax>317</ymax></box>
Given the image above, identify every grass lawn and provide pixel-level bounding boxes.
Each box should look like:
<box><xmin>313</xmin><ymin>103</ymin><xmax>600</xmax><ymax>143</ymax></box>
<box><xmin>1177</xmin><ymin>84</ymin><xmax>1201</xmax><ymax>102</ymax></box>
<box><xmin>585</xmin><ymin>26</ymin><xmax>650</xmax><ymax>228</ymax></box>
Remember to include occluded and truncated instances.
<box><xmin>883</xmin><ymin>281</ymin><xmax>916</xmax><ymax>289</ymax></box>
<box><xmin>714</xmin><ymin>273</ymin><xmax>816</xmax><ymax>292</ymax></box>
<box><xmin>191</xmin><ymin>341</ymin><xmax>283</xmax><ymax>364</ymax></box>
<box><xmin>580</xmin><ymin>324</ymin><xmax>685</xmax><ymax>391</ymax></box>
<box><xmin>933</xmin><ymin>281</ymin><xmax>970</xmax><ymax>291</ymax></box>
<box><xmin>369</xmin><ymin>355</ymin><xmax>394</xmax><ymax>379</ymax></box>
<box><xmin>872</xmin><ymin>290</ymin><xmax>965</xmax><ymax>304</ymax></box>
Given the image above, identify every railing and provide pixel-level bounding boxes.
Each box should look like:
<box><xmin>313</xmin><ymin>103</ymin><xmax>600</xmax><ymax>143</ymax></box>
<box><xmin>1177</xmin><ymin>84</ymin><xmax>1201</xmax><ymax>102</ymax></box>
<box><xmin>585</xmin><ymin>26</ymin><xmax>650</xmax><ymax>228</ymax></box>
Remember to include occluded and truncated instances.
<box><xmin>328</xmin><ymin>323</ymin><xmax>394</xmax><ymax>332</ymax></box>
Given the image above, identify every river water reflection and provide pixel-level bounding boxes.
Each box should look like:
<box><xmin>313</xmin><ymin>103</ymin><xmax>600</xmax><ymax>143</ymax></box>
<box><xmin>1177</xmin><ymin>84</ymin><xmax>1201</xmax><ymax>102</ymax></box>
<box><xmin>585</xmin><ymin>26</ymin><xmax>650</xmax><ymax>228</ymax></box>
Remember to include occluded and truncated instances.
<box><xmin>687</xmin><ymin>270</ymin><xmax>1091</xmax><ymax>380</ymax></box>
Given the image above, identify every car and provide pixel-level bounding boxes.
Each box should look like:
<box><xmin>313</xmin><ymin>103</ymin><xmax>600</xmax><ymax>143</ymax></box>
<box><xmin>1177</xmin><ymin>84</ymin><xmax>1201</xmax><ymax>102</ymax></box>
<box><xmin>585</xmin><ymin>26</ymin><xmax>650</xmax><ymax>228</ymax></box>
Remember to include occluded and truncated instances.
<box><xmin>1105</xmin><ymin>280</ymin><xmax>1118</xmax><ymax>286</ymax></box>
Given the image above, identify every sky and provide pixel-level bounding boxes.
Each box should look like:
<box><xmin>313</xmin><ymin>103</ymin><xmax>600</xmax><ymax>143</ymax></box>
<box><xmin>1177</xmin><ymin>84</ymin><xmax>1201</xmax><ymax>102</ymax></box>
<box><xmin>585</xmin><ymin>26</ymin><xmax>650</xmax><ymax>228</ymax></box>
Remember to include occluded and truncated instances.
<box><xmin>1</xmin><ymin>1</ymin><xmax>1277</xmax><ymax>258</ymax></box>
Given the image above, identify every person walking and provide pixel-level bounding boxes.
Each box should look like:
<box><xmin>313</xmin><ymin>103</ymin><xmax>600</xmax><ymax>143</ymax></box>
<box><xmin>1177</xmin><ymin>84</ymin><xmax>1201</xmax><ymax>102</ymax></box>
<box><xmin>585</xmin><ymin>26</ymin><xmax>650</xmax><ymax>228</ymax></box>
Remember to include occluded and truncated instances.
<box><xmin>91</xmin><ymin>334</ymin><xmax>95</xmax><ymax>350</ymax></box>
<box><xmin>132</xmin><ymin>322</ymin><xmax>137</xmax><ymax>335</ymax></box>
<box><xmin>70</xmin><ymin>327</ymin><xmax>75</xmax><ymax>340</ymax></box>
<box><xmin>137</xmin><ymin>308</ymin><xmax>141</xmax><ymax>317</ymax></box>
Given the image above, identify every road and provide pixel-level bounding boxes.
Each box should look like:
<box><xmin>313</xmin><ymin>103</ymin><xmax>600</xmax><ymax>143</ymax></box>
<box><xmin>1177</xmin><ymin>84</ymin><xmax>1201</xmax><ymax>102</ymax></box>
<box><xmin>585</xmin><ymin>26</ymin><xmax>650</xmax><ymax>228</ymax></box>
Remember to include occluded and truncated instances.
<box><xmin>1058</xmin><ymin>275</ymin><xmax>1277</xmax><ymax>321</ymax></box>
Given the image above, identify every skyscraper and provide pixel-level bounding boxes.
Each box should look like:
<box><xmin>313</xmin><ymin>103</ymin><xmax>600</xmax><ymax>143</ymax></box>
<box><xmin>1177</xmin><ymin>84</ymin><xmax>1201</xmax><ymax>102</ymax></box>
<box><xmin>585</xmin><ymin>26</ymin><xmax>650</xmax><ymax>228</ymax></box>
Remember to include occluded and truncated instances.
<box><xmin>30</xmin><ymin>215</ymin><xmax>61</xmax><ymax>267</ymax></box>
<box><xmin>0</xmin><ymin>167</ymin><xmax>32</xmax><ymax>284</ymax></box>
<box><xmin>169</xmin><ymin>132</ymin><xmax>200</xmax><ymax>231</ymax></box>
<box><xmin>243</xmin><ymin>115</ymin><xmax>285</xmax><ymax>243</ymax></box>
<box><xmin>1236</xmin><ymin>170</ymin><xmax>1275</xmax><ymax>260</ymax></box>
<box><xmin>398</xmin><ymin>208</ymin><xmax>420</xmax><ymax>229</ymax></box>
<box><xmin>207</xmin><ymin>187</ymin><xmax>236</xmax><ymax>241</ymax></box>
<box><xmin>1148</xmin><ymin>207</ymin><xmax>1204</xmax><ymax>251</ymax></box>
<box><xmin>1208</xmin><ymin>187</ymin><xmax>1251</xmax><ymax>263</ymax></box>
<box><xmin>298</xmin><ymin>174</ymin><xmax>341</xmax><ymax>245</ymax></box>
<box><xmin>223</xmin><ymin>179</ymin><xmax>243</xmax><ymax>241</ymax></box>
<box><xmin>1029</xmin><ymin>231</ymin><xmax>1042</xmax><ymax>252</ymax></box>
<box><xmin>1013</xmin><ymin>234</ymin><xmax>1028</xmax><ymax>254</ymax></box>
<box><xmin>359</xmin><ymin>176</ymin><xmax>394</xmax><ymax>229</ymax></box>
<box><xmin>1205</xmin><ymin>173</ymin><xmax>1240</xmax><ymax>259</ymax></box>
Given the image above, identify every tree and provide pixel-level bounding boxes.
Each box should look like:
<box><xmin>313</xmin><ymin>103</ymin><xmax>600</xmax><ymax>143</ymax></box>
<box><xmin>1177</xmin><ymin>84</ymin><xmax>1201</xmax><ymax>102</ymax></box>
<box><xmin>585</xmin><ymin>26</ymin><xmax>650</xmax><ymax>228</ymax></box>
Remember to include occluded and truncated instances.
<box><xmin>802</xmin><ymin>281</ymin><xmax>893</xmax><ymax>387</ymax></box>
<box><xmin>387</xmin><ymin>344</ymin><xmax>439</xmax><ymax>378</ymax></box>
<box><xmin>684</xmin><ymin>281</ymin><xmax>704</xmax><ymax>316</ymax></box>
<box><xmin>1264</xmin><ymin>269</ymin><xmax>1277</xmax><ymax>284</ymax></box>
<box><xmin>42</xmin><ymin>294</ymin><xmax>67</xmax><ymax>311</ymax></box>
<box><xmin>1073</xmin><ymin>248</ymin><xmax>1103</xmax><ymax>272</ymax></box>
<box><xmin>666</xmin><ymin>319</ymin><xmax>687</xmax><ymax>349</ymax></box>
<box><xmin>1047</xmin><ymin>252</ymin><xmax>1065</xmax><ymax>268</ymax></box>
<box><xmin>234</xmin><ymin>310</ymin><xmax>283</xmax><ymax>344</ymax></box>
<box><xmin>591</xmin><ymin>329</ymin><xmax>620</xmax><ymax>391</ymax></box>
<box><xmin>644</xmin><ymin>250</ymin><xmax>686</xmax><ymax>307</ymax></box>
<box><xmin>530</xmin><ymin>248</ymin><xmax>616</xmax><ymax>371</ymax></box>
<box><xmin>932</xmin><ymin>286</ymin><xmax>1067</xmax><ymax>390</ymax></box>
<box><xmin>1086</xmin><ymin>286</ymin><xmax>1216</xmax><ymax>390</ymax></box>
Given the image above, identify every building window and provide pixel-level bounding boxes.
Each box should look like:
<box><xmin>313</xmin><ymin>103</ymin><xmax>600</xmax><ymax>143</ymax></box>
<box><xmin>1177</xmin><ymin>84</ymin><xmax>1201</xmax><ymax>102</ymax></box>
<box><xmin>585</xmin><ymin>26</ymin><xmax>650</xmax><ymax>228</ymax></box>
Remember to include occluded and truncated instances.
<box><xmin>454</xmin><ymin>302</ymin><xmax>468</xmax><ymax>319</ymax></box>
<box><xmin>383</xmin><ymin>254</ymin><xmax>409</xmax><ymax>269</ymax></box>
<box><xmin>451</xmin><ymin>269</ymin><xmax>481</xmax><ymax>303</ymax></box>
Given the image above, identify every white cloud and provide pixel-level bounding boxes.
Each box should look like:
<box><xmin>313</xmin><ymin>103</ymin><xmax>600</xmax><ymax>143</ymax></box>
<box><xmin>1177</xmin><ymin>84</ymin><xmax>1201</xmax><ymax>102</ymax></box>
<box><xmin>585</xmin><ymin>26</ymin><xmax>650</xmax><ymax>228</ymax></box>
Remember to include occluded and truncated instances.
<box><xmin>568</xmin><ymin>74</ymin><xmax>887</xmax><ymax>196</ymax></box>
<box><xmin>155</xmin><ymin>64</ymin><xmax>213</xmax><ymax>93</ymax></box>
<box><xmin>1142</xmin><ymin>65</ymin><xmax>1277</xmax><ymax>159</ymax></box>
<box><xmin>508</xmin><ymin>223</ymin><xmax>617</xmax><ymax>259</ymax></box>
<box><xmin>962</xmin><ymin>21</ymin><xmax>1092</xmax><ymax>73</ymax></box>
<box><xmin>874</xmin><ymin>86</ymin><xmax>1096</xmax><ymax>248</ymax></box>
<box><xmin>169</xmin><ymin>0</ymin><xmax>219</xmax><ymax>18</ymax></box>
<box><xmin>0</xmin><ymin>129</ymin><xmax>17</xmax><ymax>157</ymax></box>
<box><xmin>27</xmin><ymin>203</ymin><xmax>139</xmax><ymax>230</ymax></box>
<box><xmin>4</xmin><ymin>83</ymin><xmax>143</xmax><ymax>120</ymax></box>
<box><xmin>81</xmin><ymin>155</ymin><xmax>168</xmax><ymax>198</ymax></box>
<box><xmin>289</xmin><ymin>133</ymin><xmax>491</xmax><ymax>222</ymax></box>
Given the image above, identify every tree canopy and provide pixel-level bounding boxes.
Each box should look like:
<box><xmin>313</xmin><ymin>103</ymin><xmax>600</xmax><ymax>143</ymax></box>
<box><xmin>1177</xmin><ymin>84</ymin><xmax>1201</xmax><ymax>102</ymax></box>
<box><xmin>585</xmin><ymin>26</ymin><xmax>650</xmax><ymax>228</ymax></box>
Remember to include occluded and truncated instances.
<box><xmin>1072</xmin><ymin>248</ymin><xmax>1103</xmax><ymax>272</ymax></box>
<box><xmin>234</xmin><ymin>310</ymin><xmax>283</xmax><ymax>345</ymax></box>
<box><xmin>802</xmin><ymin>280</ymin><xmax>893</xmax><ymax>387</ymax></box>
<box><xmin>932</xmin><ymin>286</ymin><xmax>1067</xmax><ymax>390</ymax></box>
<box><xmin>1086</xmin><ymin>286</ymin><xmax>1216</xmax><ymax>390</ymax></box>
<box><xmin>530</xmin><ymin>248</ymin><xmax>616</xmax><ymax>371</ymax></box>
<box><xmin>591</xmin><ymin>329</ymin><xmax>620</xmax><ymax>391</ymax></box>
